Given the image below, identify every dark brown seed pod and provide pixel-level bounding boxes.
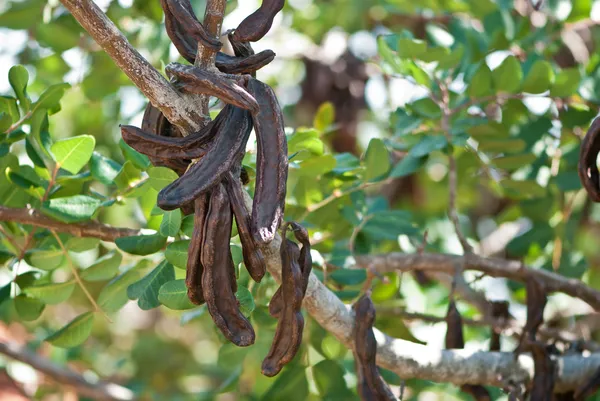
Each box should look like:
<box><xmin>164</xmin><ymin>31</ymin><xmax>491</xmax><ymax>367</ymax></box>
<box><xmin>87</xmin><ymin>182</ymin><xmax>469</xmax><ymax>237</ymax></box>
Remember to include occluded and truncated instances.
<box><xmin>215</xmin><ymin>50</ymin><xmax>276</xmax><ymax>75</ymax></box>
<box><xmin>224</xmin><ymin>171</ymin><xmax>266</xmax><ymax>283</ymax></box>
<box><xmin>166</xmin><ymin>63</ymin><xmax>258</xmax><ymax>112</ymax></box>
<box><xmin>490</xmin><ymin>300</ymin><xmax>510</xmax><ymax>352</ymax></box>
<box><xmin>157</xmin><ymin>105</ymin><xmax>252</xmax><ymax>211</ymax></box>
<box><xmin>229</xmin><ymin>32</ymin><xmax>254</xmax><ymax>57</ymax></box>
<box><xmin>269</xmin><ymin>222</ymin><xmax>312</xmax><ymax>318</ymax></box>
<box><xmin>524</xmin><ymin>278</ymin><xmax>547</xmax><ymax>343</ymax></box>
<box><xmin>161</xmin><ymin>0</ymin><xmax>222</xmax><ymax>51</ymax></box>
<box><xmin>247</xmin><ymin>78</ymin><xmax>288</xmax><ymax>244</ymax></box>
<box><xmin>352</xmin><ymin>294</ymin><xmax>397</xmax><ymax>401</ymax></box>
<box><xmin>201</xmin><ymin>183</ymin><xmax>255</xmax><ymax>347</ymax></box>
<box><xmin>186</xmin><ymin>193</ymin><xmax>209</xmax><ymax>305</ymax></box>
<box><xmin>530</xmin><ymin>342</ymin><xmax>555</xmax><ymax>400</ymax></box>
<box><xmin>262</xmin><ymin>225</ymin><xmax>304</xmax><ymax>377</ymax></box>
<box><xmin>578</xmin><ymin>117</ymin><xmax>600</xmax><ymax>202</ymax></box>
<box><xmin>161</xmin><ymin>0</ymin><xmax>196</xmax><ymax>63</ymax></box>
<box><xmin>232</xmin><ymin>0</ymin><xmax>285</xmax><ymax>43</ymax></box>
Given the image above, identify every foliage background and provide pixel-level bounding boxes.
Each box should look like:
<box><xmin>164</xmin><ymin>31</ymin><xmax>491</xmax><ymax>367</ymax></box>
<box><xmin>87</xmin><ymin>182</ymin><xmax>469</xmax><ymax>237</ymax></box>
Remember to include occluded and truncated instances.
<box><xmin>0</xmin><ymin>0</ymin><xmax>599</xmax><ymax>399</ymax></box>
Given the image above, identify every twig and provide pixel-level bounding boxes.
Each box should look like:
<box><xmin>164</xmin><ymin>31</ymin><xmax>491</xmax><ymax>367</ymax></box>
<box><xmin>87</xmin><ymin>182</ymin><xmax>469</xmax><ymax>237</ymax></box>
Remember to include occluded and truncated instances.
<box><xmin>0</xmin><ymin>206</ymin><xmax>142</xmax><ymax>242</ymax></box>
<box><xmin>0</xmin><ymin>341</ymin><xmax>135</xmax><ymax>401</ymax></box>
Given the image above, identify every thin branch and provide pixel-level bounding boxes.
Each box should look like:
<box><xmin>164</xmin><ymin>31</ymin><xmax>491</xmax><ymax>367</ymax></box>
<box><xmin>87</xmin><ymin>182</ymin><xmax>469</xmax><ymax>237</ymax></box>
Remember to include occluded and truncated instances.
<box><xmin>59</xmin><ymin>0</ymin><xmax>203</xmax><ymax>133</ymax></box>
<box><xmin>355</xmin><ymin>252</ymin><xmax>600</xmax><ymax>311</ymax></box>
<box><xmin>0</xmin><ymin>341</ymin><xmax>135</xmax><ymax>401</ymax></box>
<box><xmin>0</xmin><ymin>206</ymin><xmax>142</xmax><ymax>242</ymax></box>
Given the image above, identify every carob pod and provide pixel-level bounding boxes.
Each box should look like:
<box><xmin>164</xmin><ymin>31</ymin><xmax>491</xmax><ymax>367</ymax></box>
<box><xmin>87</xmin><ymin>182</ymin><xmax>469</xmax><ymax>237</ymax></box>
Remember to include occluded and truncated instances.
<box><xmin>161</xmin><ymin>0</ymin><xmax>221</xmax><ymax>51</ymax></box>
<box><xmin>529</xmin><ymin>342</ymin><xmax>555</xmax><ymax>401</ymax></box>
<box><xmin>262</xmin><ymin>224</ymin><xmax>304</xmax><ymax>377</ymax></box>
<box><xmin>232</xmin><ymin>0</ymin><xmax>285</xmax><ymax>42</ymax></box>
<box><xmin>161</xmin><ymin>0</ymin><xmax>196</xmax><ymax>63</ymax></box>
<box><xmin>166</xmin><ymin>63</ymin><xmax>258</xmax><ymax>112</ymax></box>
<box><xmin>157</xmin><ymin>105</ymin><xmax>252</xmax><ymax>210</ymax></box>
<box><xmin>489</xmin><ymin>300</ymin><xmax>510</xmax><ymax>352</ymax></box>
<box><xmin>229</xmin><ymin>32</ymin><xmax>254</xmax><ymax>57</ymax></box>
<box><xmin>444</xmin><ymin>300</ymin><xmax>491</xmax><ymax>401</ymax></box>
<box><xmin>247</xmin><ymin>78</ymin><xmax>288</xmax><ymax>244</ymax></box>
<box><xmin>186</xmin><ymin>193</ymin><xmax>209</xmax><ymax>305</ymax></box>
<box><xmin>352</xmin><ymin>294</ymin><xmax>397</xmax><ymax>401</ymax></box>
<box><xmin>578</xmin><ymin>117</ymin><xmax>600</xmax><ymax>202</ymax></box>
<box><xmin>224</xmin><ymin>171</ymin><xmax>266</xmax><ymax>283</ymax></box>
<box><xmin>216</xmin><ymin>51</ymin><xmax>276</xmax><ymax>75</ymax></box>
<box><xmin>269</xmin><ymin>221</ymin><xmax>312</xmax><ymax>318</ymax></box>
<box><xmin>201</xmin><ymin>183</ymin><xmax>255</xmax><ymax>346</ymax></box>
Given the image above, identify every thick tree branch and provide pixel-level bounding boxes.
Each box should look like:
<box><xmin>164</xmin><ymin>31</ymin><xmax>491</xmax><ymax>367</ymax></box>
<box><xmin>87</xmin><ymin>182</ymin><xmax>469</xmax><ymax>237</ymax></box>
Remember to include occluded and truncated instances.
<box><xmin>355</xmin><ymin>253</ymin><xmax>600</xmax><ymax>311</ymax></box>
<box><xmin>0</xmin><ymin>206</ymin><xmax>141</xmax><ymax>242</ymax></box>
<box><xmin>0</xmin><ymin>341</ymin><xmax>135</xmax><ymax>400</ymax></box>
<box><xmin>59</xmin><ymin>0</ymin><xmax>203</xmax><ymax>132</ymax></box>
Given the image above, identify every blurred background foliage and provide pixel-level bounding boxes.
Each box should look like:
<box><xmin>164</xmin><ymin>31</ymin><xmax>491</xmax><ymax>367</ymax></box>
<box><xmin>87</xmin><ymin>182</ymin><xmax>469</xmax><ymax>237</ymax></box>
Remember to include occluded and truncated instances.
<box><xmin>1</xmin><ymin>0</ymin><xmax>600</xmax><ymax>399</ymax></box>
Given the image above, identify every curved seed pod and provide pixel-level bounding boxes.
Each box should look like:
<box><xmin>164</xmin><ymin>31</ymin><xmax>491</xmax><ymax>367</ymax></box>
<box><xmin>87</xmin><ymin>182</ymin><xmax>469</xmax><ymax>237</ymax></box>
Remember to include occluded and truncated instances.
<box><xmin>232</xmin><ymin>0</ymin><xmax>285</xmax><ymax>42</ymax></box>
<box><xmin>229</xmin><ymin>32</ymin><xmax>254</xmax><ymax>57</ymax></box>
<box><xmin>247</xmin><ymin>78</ymin><xmax>288</xmax><ymax>244</ymax></box>
<box><xmin>216</xmin><ymin>50</ymin><xmax>276</xmax><ymax>75</ymax></box>
<box><xmin>162</xmin><ymin>0</ymin><xmax>221</xmax><ymax>51</ymax></box>
<box><xmin>445</xmin><ymin>300</ymin><xmax>491</xmax><ymax>401</ymax></box>
<box><xmin>224</xmin><ymin>172</ymin><xmax>266</xmax><ymax>283</ymax></box>
<box><xmin>579</xmin><ymin>117</ymin><xmax>600</xmax><ymax>202</ymax></box>
<box><xmin>490</xmin><ymin>300</ymin><xmax>510</xmax><ymax>352</ymax></box>
<box><xmin>530</xmin><ymin>342</ymin><xmax>555</xmax><ymax>400</ymax></box>
<box><xmin>352</xmin><ymin>294</ymin><xmax>397</xmax><ymax>400</ymax></box>
<box><xmin>262</xmin><ymin>233</ymin><xmax>304</xmax><ymax>377</ymax></box>
<box><xmin>160</xmin><ymin>0</ymin><xmax>196</xmax><ymax>63</ymax></box>
<box><xmin>157</xmin><ymin>106</ymin><xmax>253</xmax><ymax>210</ymax></box>
<box><xmin>186</xmin><ymin>193</ymin><xmax>209</xmax><ymax>305</ymax></box>
<box><xmin>202</xmin><ymin>183</ymin><xmax>255</xmax><ymax>347</ymax></box>
<box><xmin>166</xmin><ymin>63</ymin><xmax>258</xmax><ymax>111</ymax></box>
<box><xmin>269</xmin><ymin>221</ymin><xmax>311</xmax><ymax>318</ymax></box>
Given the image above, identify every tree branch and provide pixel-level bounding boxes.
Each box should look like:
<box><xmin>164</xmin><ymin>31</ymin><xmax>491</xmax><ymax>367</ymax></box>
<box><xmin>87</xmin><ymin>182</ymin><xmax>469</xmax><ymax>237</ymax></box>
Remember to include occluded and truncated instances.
<box><xmin>356</xmin><ymin>252</ymin><xmax>600</xmax><ymax>310</ymax></box>
<box><xmin>0</xmin><ymin>341</ymin><xmax>135</xmax><ymax>401</ymax></box>
<box><xmin>59</xmin><ymin>0</ymin><xmax>203</xmax><ymax>132</ymax></box>
<box><xmin>0</xmin><ymin>206</ymin><xmax>141</xmax><ymax>242</ymax></box>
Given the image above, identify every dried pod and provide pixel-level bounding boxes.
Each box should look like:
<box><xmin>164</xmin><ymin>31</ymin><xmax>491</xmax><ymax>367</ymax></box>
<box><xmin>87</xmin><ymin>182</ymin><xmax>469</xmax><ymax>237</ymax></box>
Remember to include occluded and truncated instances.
<box><xmin>166</xmin><ymin>63</ymin><xmax>258</xmax><ymax>112</ymax></box>
<box><xmin>269</xmin><ymin>221</ymin><xmax>312</xmax><ymax>318</ymax></box>
<box><xmin>262</xmin><ymin>225</ymin><xmax>304</xmax><ymax>377</ymax></box>
<box><xmin>157</xmin><ymin>105</ymin><xmax>252</xmax><ymax>211</ymax></box>
<box><xmin>524</xmin><ymin>278</ymin><xmax>547</xmax><ymax>343</ymax></box>
<box><xmin>232</xmin><ymin>0</ymin><xmax>285</xmax><ymax>42</ymax></box>
<box><xmin>247</xmin><ymin>78</ymin><xmax>288</xmax><ymax>244</ymax></box>
<box><xmin>578</xmin><ymin>117</ymin><xmax>600</xmax><ymax>202</ymax></box>
<box><xmin>224</xmin><ymin>171</ymin><xmax>266</xmax><ymax>283</ymax></box>
<box><xmin>161</xmin><ymin>0</ymin><xmax>196</xmax><ymax>63</ymax></box>
<box><xmin>186</xmin><ymin>193</ymin><xmax>209</xmax><ymax>305</ymax></box>
<box><xmin>530</xmin><ymin>342</ymin><xmax>555</xmax><ymax>400</ymax></box>
<box><xmin>229</xmin><ymin>32</ymin><xmax>254</xmax><ymax>57</ymax></box>
<box><xmin>161</xmin><ymin>0</ymin><xmax>221</xmax><ymax>51</ymax></box>
<box><xmin>490</xmin><ymin>300</ymin><xmax>510</xmax><ymax>352</ymax></box>
<box><xmin>201</xmin><ymin>183</ymin><xmax>255</xmax><ymax>347</ymax></box>
<box><xmin>352</xmin><ymin>294</ymin><xmax>397</xmax><ymax>401</ymax></box>
<box><xmin>216</xmin><ymin>50</ymin><xmax>276</xmax><ymax>75</ymax></box>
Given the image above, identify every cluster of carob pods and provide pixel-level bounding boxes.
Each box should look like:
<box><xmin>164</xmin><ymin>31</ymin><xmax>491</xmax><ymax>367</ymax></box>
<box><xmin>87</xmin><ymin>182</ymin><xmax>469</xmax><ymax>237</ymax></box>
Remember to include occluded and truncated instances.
<box><xmin>118</xmin><ymin>0</ymin><xmax>397</xmax><ymax>394</ymax></box>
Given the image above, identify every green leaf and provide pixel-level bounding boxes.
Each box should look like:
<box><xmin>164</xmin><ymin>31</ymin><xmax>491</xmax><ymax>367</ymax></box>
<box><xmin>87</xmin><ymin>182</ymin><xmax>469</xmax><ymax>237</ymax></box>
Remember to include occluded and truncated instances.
<box><xmin>0</xmin><ymin>113</ymin><xmax>12</xmax><ymax>132</ymax></box>
<box><xmin>181</xmin><ymin>215</ymin><xmax>195</xmax><ymax>237</ymax></box>
<box><xmin>65</xmin><ymin>237</ymin><xmax>100</xmax><ymax>253</ymax></box>
<box><xmin>25</xmin><ymin>281</ymin><xmax>75</xmax><ymax>305</ymax></box>
<box><xmin>158</xmin><ymin>279</ymin><xmax>195</xmax><ymax>310</ymax></box>
<box><xmin>160</xmin><ymin>209</ymin><xmax>182</xmax><ymax>237</ymax></box>
<box><xmin>363</xmin><ymin>138</ymin><xmax>390</xmax><ymax>182</ymax></box>
<box><xmin>410</xmin><ymin>135</ymin><xmax>448</xmax><ymax>157</ymax></box>
<box><xmin>127</xmin><ymin>260</ymin><xmax>175</xmax><ymax>310</ymax></box>
<box><xmin>8</xmin><ymin>65</ymin><xmax>30</xmax><ymax>111</ymax></box>
<box><xmin>467</xmin><ymin>63</ymin><xmax>494</xmax><ymax>98</ymax></box>
<box><xmin>261</xmin><ymin>365</ymin><xmax>308</xmax><ymax>401</ymax></box>
<box><xmin>35</xmin><ymin>83</ymin><xmax>71</xmax><ymax>112</ymax></box>
<box><xmin>114</xmin><ymin>161</ymin><xmax>144</xmax><ymax>193</ymax></box>
<box><xmin>119</xmin><ymin>138</ymin><xmax>150</xmax><ymax>170</ymax></box>
<box><xmin>493</xmin><ymin>154</ymin><xmax>537</xmax><ymax>170</ymax></box>
<box><xmin>397</xmin><ymin>38</ymin><xmax>427</xmax><ymax>59</ymax></box>
<box><xmin>81</xmin><ymin>251</ymin><xmax>122</xmax><ymax>282</ymax></box>
<box><xmin>522</xmin><ymin>60</ymin><xmax>554</xmax><ymax>94</ymax></box>
<box><xmin>389</xmin><ymin>154</ymin><xmax>426</xmax><ymax>178</ymax></box>
<box><xmin>24</xmin><ymin>249</ymin><xmax>64</xmax><ymax>271</ymax></box>
<box><xmin>116</xmin><ymin>233</ymin><xmax>167</xmax><ymax>255</ymax></box>
<box><xmin>372</xmin><ymin>273</ymin><xmax>401</xmax><ymax>302</ymax></box>
<box><xmin>45</xmin><ymin>312</ymin><xmax>94</xmax><ymax>348</ymax></box>
<box><xmin>492</xmin><ymin>55</ymin><xmax>523</xmax><ymax>93</ymax></box>
<box><xmin>41</xmin><ymin>195</ymin><xmax>101</xmax><ymax>223</ymax></box>
<box><xmin>377</xmin><ymin>35</ymin><xmax>403</xmax><ymax>74</ymax></box>
<box><xmin>502</xmin><ymin>179</ymin><xmax>546</xmax><ymax>199</ymax></box>
<box><xmin>236</xmin><ymin>285</ymin><xmax>255</xmax><ymax>316</ymax></box>
<box><xmin>98</xmin><ymin>269</ymin><xmax>143</xmax><ymax>313</ymax></box>
<box><xmin>329</xmin><ymin>269</ymin><xmax>367</xmax><ymax>286</ymax></box>
<box><xmin>165</xmin><ymin>240</ymin><xmax>190</xmax><ymax>269</ymax></box>
<box><xmin>296</xmin><ymin>155</ymin><xmax>337</xmax><ymax>177</ymax></box>
<box><xmin>148</xmin><ymin>166</ymin><xmax>179</xmax><ymax>191</ymax></box>
<box><xmin>90</xmin><ymin>152</ymin><xmax>121</xmax><ymax>185</ymax></box>
<box><xmin>0</xmin><ymin>0</ymin><xmax>44</xmax><ymax>30</ymax></box>
<box><xmin>14</xmin><ymin>295</ymin><xmax>45</xmax><ymax>321</ymax></box>
<box><xmin>313</xmin><ymin>102</ymin><xmax>335</xmax><ymax>132</ymax></box>
<box><xmin>288</xmin><ymin>129</ymin><xmax>324</xmax><ymax>158</ymax></box>
<box><xmin>312</xmin><ymin>360</ymin><xmax>350</xmax><ymax>398</ymax></box>
<box><xmin>50</xmin><ymin>135</ymin><xmax>96</xmax><ymax>174</ymax></box>
<box><xmin>550</xmin><ymin>68</ymin><xmax>581</xmax><ymax>97</ymax></box>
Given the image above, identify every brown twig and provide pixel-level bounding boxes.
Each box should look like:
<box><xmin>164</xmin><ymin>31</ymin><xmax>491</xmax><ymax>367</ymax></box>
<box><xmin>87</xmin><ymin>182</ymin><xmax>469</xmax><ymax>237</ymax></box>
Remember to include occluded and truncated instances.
<box><xmin>0</xmin><ymin>341</ymin><xmax>135</xmax><ymax>401</ymax></box>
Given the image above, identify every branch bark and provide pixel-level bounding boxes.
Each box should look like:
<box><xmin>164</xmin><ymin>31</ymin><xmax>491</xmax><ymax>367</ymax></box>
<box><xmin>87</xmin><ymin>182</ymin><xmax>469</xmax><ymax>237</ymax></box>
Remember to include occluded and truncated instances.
<box><xmin>0</xmin><ymin>206</ymin><xmax>141</xmax><ymax>242</ymax></box>
<box><xmin>0</xmin><ymin>341</ymin><xmax>135</xmax><ymax>401</ymax></box>
<box><xmin>355</xmin><ymin>252</ymin><xmax>600</xmax><ymax>311</ymax></box>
